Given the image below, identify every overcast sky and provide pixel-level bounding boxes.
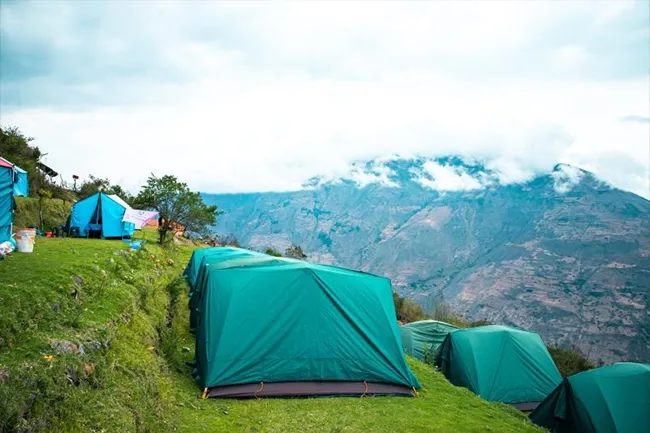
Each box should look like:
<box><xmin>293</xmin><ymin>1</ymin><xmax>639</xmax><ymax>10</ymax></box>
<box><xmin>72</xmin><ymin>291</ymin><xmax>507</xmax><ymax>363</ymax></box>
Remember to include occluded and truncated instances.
<box><xmin>1</xmin><ymin>1</ymin><xmax>649</xmax><ymax>197</ymax></box>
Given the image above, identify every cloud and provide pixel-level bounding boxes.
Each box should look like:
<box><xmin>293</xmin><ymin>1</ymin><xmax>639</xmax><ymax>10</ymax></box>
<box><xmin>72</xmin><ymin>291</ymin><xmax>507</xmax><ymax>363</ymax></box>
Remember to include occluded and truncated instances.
<box><xmin>621</xmin><ymin>115</ymin><xmax>650</xmax><ymax>123</ymax></box>
<box><xmin>414</xmin><ymin>162</ymin><xmax>486</xmax><ymax>192</ymax></box>
<box><xmin>0</xmin><ymin>1</ymin><xmax>648</xmax><ymax>199</ymax></box>
<box><xmin>548</xmin><ymin>45</ymin><xmax>591</xmax><ymax>71</ymax></box>
<box><xmin>552</xmin><ymin>164</ymin><xmax>585</xmax><ymax>194</ymax></box>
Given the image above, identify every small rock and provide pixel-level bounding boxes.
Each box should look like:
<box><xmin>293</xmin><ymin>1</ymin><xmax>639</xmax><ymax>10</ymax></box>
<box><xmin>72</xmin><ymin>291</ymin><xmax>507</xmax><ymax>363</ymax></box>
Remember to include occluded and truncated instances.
<box><xmin>86</xmin><ymin>341</ymin><xmax>102</xmax><ymax>351</ymax></box>
<box><xmin>50</xmin><ymin>339</ymin><xmax>79</xmax><ymax>355</ymax></box>
<box><xmin>78</xmin><ymin>344</ymin><xmax>86</xmax><ymax>355</ymax></box>
<box><xmin>50</xmin><ymin>303</ymin><xmax>60</xmax><ymax>313</ymax></box>
<box><xmin>64</xmin><ymin>365</ymin><xmax>79</xmax><ymax>384</ymax></box>
<box><xmin>0</xmin><ymin>367</ymin><xmax>9</xmax><ymax>383</ymax></box>
<box><xmin>182</xmin><ymin>346</ymin><xmax>191</xmax><ymax>353</ymax></box>
<box><xmin>72</xmin><ymin>275</ymin><xmax>84</xmax><ymax>286</ymax></box>
<box><xmin>96</xmin><ymin>401</ymin><xmax>104</xmax><ymax>407</ymax></box>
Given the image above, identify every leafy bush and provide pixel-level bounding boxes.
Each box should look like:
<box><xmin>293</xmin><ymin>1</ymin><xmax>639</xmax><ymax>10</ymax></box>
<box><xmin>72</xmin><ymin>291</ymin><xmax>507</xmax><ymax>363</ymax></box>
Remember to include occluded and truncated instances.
<box><xmin>265</xmin><ymin>248</ymin><xmax>283</xmax><ymax>257</ymax></box>
<box><xmin>285</xmin><ymin>244</ymin><xmax>307</xmax><ymax>259</ymax></box>
<box><xmin>13</xmin><ymin>197</ymin><xmax>72</xmax><ymax>231</ymax></box>
<box><xmin>547</xmin><ymin>345</ymin><xmax>594</xmax><ymax>377</ymax></box>
<box><xmin>393</xmin><ymin>292</ymin><xmax>427</xmax><ymax>323</ymax></box>
<box><xmin>422</xmin><ymin>343</ymin><xmax>438</xmax><ymax>366</ymax></box>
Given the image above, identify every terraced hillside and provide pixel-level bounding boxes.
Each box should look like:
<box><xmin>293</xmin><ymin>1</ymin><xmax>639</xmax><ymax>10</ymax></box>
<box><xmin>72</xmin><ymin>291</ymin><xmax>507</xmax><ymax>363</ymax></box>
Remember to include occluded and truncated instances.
<box><xmin>0</xmin><ymin>235</ymin><xmax>542</xmax><ymax>432</ymax></box>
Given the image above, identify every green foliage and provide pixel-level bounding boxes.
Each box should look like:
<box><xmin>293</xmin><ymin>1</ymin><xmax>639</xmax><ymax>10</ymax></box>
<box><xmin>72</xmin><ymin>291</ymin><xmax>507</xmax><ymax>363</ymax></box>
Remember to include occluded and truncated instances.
<box><xmin>547</xmin><ymin>345</ymin><xmax>595</xmax><ymax>377</ymax></box>
<box><xmin>393</xmin><ymin>292</ymin><xmax>427</xmax><ymax>323</ymax></box>
<box><xmin>134</xmin><ymin>174</ymin><xmax>222</xmax><ymax>244</ymax></box>
<box><xmin>14</xmin><ymin>197</ymin><xmax>72</xmax><ymax>230</ymax></box>
<box><xmin>0</xmin><ymin>125</ymin><xmax>42</xmax><ymax>193</ymax></box>
<box><xmin>422</xmin><ymin>343</ymin><xmax>438</xmax><ymax>367</ymax></box>
<box><xmin>285</xmin><ymin>243</ymin><xmax>307</xmax><ymax>259</ymax></box>
<box><xmin>78</xmin><ymin>174</ymin><xmax>134</xmax><ymax>203</ymax></box>
<box><xmin>265</xmin><ymin>248</ymin><xmax>283</xmax><ymax>257</ymax></box>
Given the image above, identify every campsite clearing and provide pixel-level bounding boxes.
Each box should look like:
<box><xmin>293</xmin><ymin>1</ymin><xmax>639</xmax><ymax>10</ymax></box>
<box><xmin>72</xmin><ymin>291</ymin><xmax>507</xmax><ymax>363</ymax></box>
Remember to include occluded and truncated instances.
<box><xmin>0</xmin><ymin>234</ymin><xmax>543</xmax><ymax>432</ymax></box>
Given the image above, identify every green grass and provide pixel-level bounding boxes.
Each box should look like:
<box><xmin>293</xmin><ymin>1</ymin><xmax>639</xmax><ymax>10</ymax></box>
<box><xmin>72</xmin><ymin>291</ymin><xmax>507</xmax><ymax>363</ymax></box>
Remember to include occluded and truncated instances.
<box><xmin>0</xmin><ymin>233</ymin><xmax>543</xmax><ymax>432</ymax></box>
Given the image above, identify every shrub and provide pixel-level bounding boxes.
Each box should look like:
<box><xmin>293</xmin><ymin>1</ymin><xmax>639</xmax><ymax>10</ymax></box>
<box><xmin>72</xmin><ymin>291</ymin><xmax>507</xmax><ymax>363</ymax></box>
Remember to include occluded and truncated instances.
<box><xmin>285</xmin><ymin>244</ymin><xmax>307</xmax><ymax>259</ymax></box>
<box><xmin>265</xmin><ymin>248</ymin><xmax>283</xmax><ymax>257</ymax></box>
<box><xmin>393</xmin><ymin>292</ymin><xmax>427</xmax><ymax>323</ymax></box>
<box><xmin>547</xmin><ymin>345</ymin><xmax>594</xmax><ymax>377</ymax></box>
<box><xmin>13</xmin><ymin>197</ymin><xmax>72</xmax><ymax>231</ymax></box>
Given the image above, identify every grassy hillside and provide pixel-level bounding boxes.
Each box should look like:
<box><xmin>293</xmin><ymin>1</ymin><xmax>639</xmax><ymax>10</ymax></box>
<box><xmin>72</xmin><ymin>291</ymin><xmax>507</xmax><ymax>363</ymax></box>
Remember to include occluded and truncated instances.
<box><xmin>0</xmin><ymin>234</ymin><xmax>542</xmax><ymax>432</ymax></box>
<box><xmin>13</xmin><ymin>197</ymin><xmax>72</xmax><ymax>231</ymax></box>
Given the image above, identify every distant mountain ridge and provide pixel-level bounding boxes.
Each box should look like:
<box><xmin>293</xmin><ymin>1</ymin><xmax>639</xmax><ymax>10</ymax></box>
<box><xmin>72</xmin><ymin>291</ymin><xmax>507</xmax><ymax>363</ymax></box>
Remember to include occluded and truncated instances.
<box><xmin>203</xmin><ymin>157</ymin><xmax>650</xmax><ymax>363</ymax></box>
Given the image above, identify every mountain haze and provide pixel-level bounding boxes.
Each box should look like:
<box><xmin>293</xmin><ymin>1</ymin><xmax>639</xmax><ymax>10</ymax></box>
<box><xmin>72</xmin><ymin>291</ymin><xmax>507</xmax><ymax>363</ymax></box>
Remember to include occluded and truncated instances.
<box><xmin>203</xmin><ymin>158</ymin><xmax>650</xmax><ymax>364</ymax></box>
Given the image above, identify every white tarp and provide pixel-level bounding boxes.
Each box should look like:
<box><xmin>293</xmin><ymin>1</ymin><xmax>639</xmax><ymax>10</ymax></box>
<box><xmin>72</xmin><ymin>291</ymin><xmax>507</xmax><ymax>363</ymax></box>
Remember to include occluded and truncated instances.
<box><xmin>107</xmin><ymin>194</ymin><xmax>131</xmax><ymax>209</ymax></box>
<box><xmin>122</xmin><ymin>209</ymin><xmax>159</xmax><ymax>229</ymax></box>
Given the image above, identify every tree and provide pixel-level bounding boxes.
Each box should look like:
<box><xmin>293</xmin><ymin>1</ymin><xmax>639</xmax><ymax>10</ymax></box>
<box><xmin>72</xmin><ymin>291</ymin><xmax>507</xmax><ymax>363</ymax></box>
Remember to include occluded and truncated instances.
<box><xmin>78</xmin><ymin>175</ymin><xmax>133</xmax><ymax>203</ymax></box>
<box><xmin>285</xmin><ymin>244</ymin><xmax>307</xmax><ymax>260</ymax></box>
<box><xmin>134</xmin><ymin>174</ymin><xmax>222</xmax><ymax>244</ymax></box>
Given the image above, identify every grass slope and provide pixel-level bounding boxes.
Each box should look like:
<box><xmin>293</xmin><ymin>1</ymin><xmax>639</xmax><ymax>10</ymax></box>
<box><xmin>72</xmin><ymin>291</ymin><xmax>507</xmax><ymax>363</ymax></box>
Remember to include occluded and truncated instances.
<box><xmin>0</xmin><ymin>235</ymin><xmax>543</xmax><ymax>433</ymax></box>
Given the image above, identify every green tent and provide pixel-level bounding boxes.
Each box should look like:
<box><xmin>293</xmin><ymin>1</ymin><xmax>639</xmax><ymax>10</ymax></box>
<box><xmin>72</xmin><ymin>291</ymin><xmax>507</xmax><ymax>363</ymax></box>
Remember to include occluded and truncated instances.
<box><xmin>189</xmin><ymin>253</ymin><xmax>291</xmax><ymax>332</ymax></box>
<box><xmin>184</xmin><ymin>247</ymin><xmax>260</xmax><ymax>290</ymax></box>
<box><xmin>530</xmin><ymin>362</ymin><xmax>650</xmax><ymax>433</ymax></box>
<box><xmin>193</xmin><ymin>257</ymin><xmax>421</xmax><ymax>398</ymax></box>
<box><xmin>435</xmin><ymin>325</ymin><xmax>561</xmax><ymax>409</ymax></box>
<box><xmin>400</xmin><ymin>320</ymin><xmax>458</xmax><ymax>361</ymax></box>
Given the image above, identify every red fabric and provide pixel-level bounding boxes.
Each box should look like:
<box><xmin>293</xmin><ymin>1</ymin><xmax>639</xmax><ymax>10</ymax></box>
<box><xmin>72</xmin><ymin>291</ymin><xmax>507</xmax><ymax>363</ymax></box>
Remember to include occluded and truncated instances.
<box><xmin>0</xmin><ymin>157</ymin><xmax>13</xmax><ymax>168</ymax></box>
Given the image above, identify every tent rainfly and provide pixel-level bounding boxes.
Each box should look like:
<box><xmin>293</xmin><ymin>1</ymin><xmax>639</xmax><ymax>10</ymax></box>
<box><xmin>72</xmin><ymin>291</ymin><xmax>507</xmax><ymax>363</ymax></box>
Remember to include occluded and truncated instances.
<box><xmin>435</xmin><ymin>325</ymin><xmax>562</xmax><ymax>410</ymax></box>
<box><xmin>190</xmin><ymin>252</ymin><xmax>421</xmax><ymax>398</ymax></box>
<box><xmin>529</xmin><ymin>362</ymin><xmax>650</xmax><ymax>433</ymax></box>
<box><xmin>399</xmin><ymin>320</ymin><xmax>458</xmax><ymax>361</ymax></box>
<box><xmin>184</xmin><ymin>247</ymin><xmax>265</xmax><ymax>332</ymax></box>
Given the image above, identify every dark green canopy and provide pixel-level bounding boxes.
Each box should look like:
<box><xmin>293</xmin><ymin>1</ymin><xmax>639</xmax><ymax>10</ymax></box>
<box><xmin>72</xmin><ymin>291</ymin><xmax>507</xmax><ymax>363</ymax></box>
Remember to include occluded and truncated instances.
<box><xmin>184</xmin><ymin>247</ymin><xmax>262</xmax><ymax>290</ymax></box>
<box><xmin>530</xmin><ymin>362</ymin><xmax>650</xmax><ymax>433</ymax></box>
<box><xmin>192</xmin><ymin>256</ymin><xmax>421</xmax><ymax>397</ymax></box>
<box><xmin>185</xmin><ymin>248</ymin><xmax>266</xmax><ymax>331</ymax></box>
<box><xmin>399</xmin><ymin>320</ymin><xmax>458</xmax><ymax>361</ymax></box>
<box><xmin>435</xmin><ymin>325</ymin><xmax>561</xmax><ymax>407</ymax></box>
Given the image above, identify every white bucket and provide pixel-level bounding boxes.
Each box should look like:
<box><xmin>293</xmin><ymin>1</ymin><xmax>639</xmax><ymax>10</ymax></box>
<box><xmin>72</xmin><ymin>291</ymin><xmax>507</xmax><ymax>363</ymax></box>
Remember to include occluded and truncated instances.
<box><xmin>15</xmin><ymin>228</ymin><xmax>36</xmax><ymax>253</ymax></box>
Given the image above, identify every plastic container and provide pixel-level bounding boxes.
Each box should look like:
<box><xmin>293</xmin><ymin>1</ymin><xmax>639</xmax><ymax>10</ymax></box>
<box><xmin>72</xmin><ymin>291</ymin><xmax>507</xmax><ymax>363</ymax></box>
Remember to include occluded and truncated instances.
<box><xmin>15</xmin><ymin>228</ymin><xmax>36</xmax><ymax>253</ymax></box>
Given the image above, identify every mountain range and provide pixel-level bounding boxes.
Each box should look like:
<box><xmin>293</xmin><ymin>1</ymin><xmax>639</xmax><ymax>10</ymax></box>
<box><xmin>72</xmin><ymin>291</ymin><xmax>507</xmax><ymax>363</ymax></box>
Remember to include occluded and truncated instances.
<box><xmin>202</xmin><ymin>157</ymin><xmax>650</xmax><ymax>364</ymax></box>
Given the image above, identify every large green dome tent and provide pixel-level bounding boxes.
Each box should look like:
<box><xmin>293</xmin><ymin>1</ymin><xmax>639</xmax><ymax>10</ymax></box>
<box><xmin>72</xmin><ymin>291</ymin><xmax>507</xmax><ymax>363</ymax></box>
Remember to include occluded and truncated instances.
<box><xmin>435</xmin><ymin>325</ymin><xmax>562</xmax><ymax>410</ymax></box>
<box><xmin>192</xmin><ymin>255</ymin><xmax>421</xmax><ymax>398</ymax></box>
<box><xmin>400</xmin><ymin>320</ymin><xmax>458</xmax><ymax>361</ymax></box>
<box><xmin>529</xmin><ymin>362</ymin><xmax>650</xmax><ymax>433</ymax></box>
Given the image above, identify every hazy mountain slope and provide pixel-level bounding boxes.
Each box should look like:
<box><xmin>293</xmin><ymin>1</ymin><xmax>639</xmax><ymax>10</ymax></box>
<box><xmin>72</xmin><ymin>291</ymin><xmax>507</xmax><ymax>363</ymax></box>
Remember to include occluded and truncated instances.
<box><xmin>203</xmin><ymin>158</ymin><xmax>650</xmax><ymax>363</ymax></box>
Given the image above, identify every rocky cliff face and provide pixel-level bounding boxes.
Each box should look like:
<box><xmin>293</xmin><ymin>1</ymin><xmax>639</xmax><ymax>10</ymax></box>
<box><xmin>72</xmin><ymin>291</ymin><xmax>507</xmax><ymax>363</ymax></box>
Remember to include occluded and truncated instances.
<box><xmin>203</xmin><ymin>158</ymin><xmax>650</xmax><ymax>363</ymax></box>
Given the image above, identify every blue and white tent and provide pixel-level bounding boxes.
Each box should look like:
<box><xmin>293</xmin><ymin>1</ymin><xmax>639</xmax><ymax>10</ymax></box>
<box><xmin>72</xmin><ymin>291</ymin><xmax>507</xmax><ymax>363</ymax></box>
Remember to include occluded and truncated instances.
<box><xmin>0</xmin><ymin>157</ymin><xmax>28</xmax><ymax>197</ymax></box>
<box><xmin>0</xmin><ymin>157</ymin><xmax>28</xmax><ymax>243</ymax></box>
<box><xmin>67</xmin><ymin>192</ymin><xmax>136</xmax><ymax>238</ymax></box>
